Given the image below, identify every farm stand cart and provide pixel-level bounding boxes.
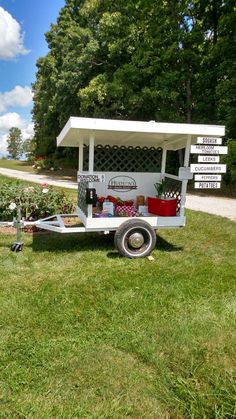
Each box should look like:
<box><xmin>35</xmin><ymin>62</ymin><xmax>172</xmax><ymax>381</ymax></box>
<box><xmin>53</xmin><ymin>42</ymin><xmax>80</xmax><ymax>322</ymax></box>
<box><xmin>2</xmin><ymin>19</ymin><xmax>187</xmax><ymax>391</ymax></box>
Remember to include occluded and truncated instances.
<box><xmin>36</xmin><ymin>117</ymin><xmax>225</xmax><ymax>258</ymax></box>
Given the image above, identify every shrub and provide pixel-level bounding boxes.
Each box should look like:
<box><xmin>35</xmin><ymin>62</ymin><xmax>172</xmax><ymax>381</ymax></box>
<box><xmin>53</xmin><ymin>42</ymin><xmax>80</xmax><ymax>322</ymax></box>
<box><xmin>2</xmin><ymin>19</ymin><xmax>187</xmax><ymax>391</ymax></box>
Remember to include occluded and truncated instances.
<box><xmin>0</xmin><ymin>181</ymin><xmax>75</xmax><ymax>221</ymax></box>
<box><xmin>33</xmin><ymin>156</ymin><xmax>60</xmax><ymax>171</ymax></box>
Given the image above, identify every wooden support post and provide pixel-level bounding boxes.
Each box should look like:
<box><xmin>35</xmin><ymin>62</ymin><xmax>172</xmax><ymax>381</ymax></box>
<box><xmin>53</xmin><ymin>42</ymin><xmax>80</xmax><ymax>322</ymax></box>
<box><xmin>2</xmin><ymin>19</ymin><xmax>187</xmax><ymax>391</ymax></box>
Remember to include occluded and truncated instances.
<box><xmin>88</xmin><ymin>134</ymin><xmax>95</xmax><ymax>218</ymax></box>
<box><xmin>78</xmin><ymin>139</ymin><xmax>83</xmax><ymax>173</ymax></box>
<box><xmin>180</xmin><ymin>135</ymin><xmax>191</xmax><ymax>217</ymax></box>
<box><xmin>161</xmin><ymin>145</ymin><xmax>167</xmax><ymax>180</ymax></box>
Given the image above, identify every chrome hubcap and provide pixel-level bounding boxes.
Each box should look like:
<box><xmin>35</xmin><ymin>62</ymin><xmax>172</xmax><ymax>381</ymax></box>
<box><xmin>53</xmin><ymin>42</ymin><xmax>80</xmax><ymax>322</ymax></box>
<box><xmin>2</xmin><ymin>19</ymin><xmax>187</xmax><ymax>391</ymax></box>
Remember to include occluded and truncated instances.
<box><xmin>128</xmin><ymin>232</ymin><xmax>144</xmax><ymax>248</ymax></box>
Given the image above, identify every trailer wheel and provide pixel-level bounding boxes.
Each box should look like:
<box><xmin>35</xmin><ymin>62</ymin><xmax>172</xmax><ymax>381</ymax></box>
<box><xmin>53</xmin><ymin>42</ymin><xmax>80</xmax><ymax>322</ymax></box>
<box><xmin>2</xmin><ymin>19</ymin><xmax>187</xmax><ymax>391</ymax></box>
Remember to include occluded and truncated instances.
<box><xmin>10</xmin><ymin>242</ymin><xmax>23</xmax><ymax>252</ymax></box>
<box><xmin>114</xmin><ymin>219</ymin><xmax>156</xmax><ymax>258</ymax></box>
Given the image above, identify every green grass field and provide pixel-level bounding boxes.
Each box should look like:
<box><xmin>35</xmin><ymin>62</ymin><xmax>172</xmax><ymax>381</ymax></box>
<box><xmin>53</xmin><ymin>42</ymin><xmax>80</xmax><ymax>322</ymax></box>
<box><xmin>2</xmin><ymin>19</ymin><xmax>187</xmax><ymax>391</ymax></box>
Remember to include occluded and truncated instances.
<box><xmin>0</xmin><ymin>159</ymin><xmax>34</xmax><ymax>173</ymax></box>
<box><xmin>0</xmin><ymin>158</ymin><xmax>77</xmax><ymax>180</ymax></box>
<box><xmin>0</xmin><ymin>174</ymin><xmax>236</xmax><ymax>417</ymax></box>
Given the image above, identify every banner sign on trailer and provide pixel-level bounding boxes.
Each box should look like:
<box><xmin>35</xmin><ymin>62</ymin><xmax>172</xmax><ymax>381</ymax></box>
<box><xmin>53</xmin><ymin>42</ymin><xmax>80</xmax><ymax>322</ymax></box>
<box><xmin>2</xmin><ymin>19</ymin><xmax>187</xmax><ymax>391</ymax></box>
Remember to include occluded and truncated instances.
<box><xmin>190</xmin><ymin>164</ymin><xmax>227</xmax><ymax>173</ymax></box>
<box><xmin>194</xmin><ymin>174</ymin><xmax>222</xmax><ymax>181</ymax></box>
<box><xmin>198</xmin><ymin>155</ymin><xmax>220</xmax><ymax>163</ymax></box>
<box><xmin>77</xmin><ymin>173</ymin><xmax>106</xmax><ymax>183</ymax></box>
<box><xmin>194</xmin><ymin>182</ymin><xmax>221</xmax><ymax>189</ymax></box>
<box><xmin>197</xmin><ymin>137</ymin><xmax>222</xmax><ymax>145</ymax></box>
<box><xmin>108</xmin><ymin>175</ymin><xmax>137</xmax><ymax>191</ymax></box>
<box><xmin>191</xmin><ymin>145</ymin><xmax>228</xmax><ymax>154</ymax></box>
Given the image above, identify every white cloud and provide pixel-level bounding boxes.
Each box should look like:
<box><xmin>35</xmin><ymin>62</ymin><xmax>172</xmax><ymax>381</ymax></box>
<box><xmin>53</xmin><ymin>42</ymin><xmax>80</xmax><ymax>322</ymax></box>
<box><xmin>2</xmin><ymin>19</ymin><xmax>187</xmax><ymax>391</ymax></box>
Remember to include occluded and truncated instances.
<box><xmin>0</xmin><ymin>86</ymin><xmax>33</xmax><ymax>113</ymax></box>
<box><xmin>22</xmin><ymin>122</ymin><xmax>34</xmax><ymax>140</ymax></box>
<box><xmin>0</xmin><ymin>7</ymin><xmax>29</xmax><ymax>59</ymax></box>
<box><xmin>0</xmin><ymin>112</ymin><xmax>25</xmax><ymax>130</ymax></box>
<box><xmin>0</xmin><ymin>112</ymin><xmax>34</xmax><ymax>156</ymax></box>
<box><xmin>0</xmin><ymin>133</ymin><xmax>8</xmax><ymax>155</ymax></box>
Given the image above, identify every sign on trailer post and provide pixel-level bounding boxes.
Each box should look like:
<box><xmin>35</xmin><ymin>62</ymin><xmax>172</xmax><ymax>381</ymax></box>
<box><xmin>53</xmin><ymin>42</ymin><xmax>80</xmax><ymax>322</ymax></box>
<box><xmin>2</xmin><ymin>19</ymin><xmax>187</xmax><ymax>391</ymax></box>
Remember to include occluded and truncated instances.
<box><xmin>191</xmin><ymin>145</ymin><xmax>228</xmax><ymax>154</ymax></box>
<box><xmin>198</xmin><ymin>155</ymin><xmax>220</xmax><ymax>163</ymax></box>
<box><xmin>197</xmin><ymin>137</ymin><xmax>222</xmax><ymax>145</ymax></box>
<box><xmin>194</xmin><ymin>182</ymin><xmax>221</xmax><ymax>189</ymax></box>
<box><xmin>191</xmin><ymin>136</ymin><xmax>227</xmax><ymax>189</ymax></box>
<box><xmin>190</xmin><ymin>164</ymin><xmax>227</xmax><ymax>173</ymax></box>
<box><xmin>194</xmin><ymin>174</ymin><xmax>222</xmax><ymax>181</ymax></box>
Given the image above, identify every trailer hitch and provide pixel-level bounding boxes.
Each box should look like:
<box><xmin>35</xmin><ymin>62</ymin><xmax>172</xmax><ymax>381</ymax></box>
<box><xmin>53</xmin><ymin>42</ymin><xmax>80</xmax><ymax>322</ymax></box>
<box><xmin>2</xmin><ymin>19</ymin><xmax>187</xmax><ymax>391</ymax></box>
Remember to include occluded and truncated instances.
<box><xmin>10</xmin><ymin>207</ymin><xmax>24</xmax><ymax>252</ymax></box>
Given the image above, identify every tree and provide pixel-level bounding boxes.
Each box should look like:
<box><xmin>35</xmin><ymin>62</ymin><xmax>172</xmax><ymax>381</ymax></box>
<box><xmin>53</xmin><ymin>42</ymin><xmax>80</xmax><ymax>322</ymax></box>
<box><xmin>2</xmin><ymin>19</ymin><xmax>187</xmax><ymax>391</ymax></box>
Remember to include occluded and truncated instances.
<box><xmin>7</xmin><ymin>127</ymin><xmax>23</xmax><ymax>160</ymax></box>
<box><xmin>32</xmin><ymin>0</ymin><xmax>236</xmax><ymax>169</ymax></box>
<box><xmin>22</xmin><ymin>137</ymin><xmax>36</xmax><ymax>162</ymax></box>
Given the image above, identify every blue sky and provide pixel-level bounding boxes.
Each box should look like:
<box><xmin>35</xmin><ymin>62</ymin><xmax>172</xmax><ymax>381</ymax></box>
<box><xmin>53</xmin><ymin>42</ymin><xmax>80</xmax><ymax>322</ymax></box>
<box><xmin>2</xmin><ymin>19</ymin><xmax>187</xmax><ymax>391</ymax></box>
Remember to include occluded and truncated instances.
<box><xmin>0</xmin><ymin>0</ymin><xmax>65</xmax><ymax>156</ymax></box>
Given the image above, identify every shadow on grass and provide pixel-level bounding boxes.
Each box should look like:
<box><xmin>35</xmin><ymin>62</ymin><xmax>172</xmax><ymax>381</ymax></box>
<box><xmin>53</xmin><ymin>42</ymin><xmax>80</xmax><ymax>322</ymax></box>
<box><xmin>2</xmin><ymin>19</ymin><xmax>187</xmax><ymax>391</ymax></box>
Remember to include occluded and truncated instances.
<box><xmin>32</xmin><ymin>231</ymin><xmax>115</xmax><ymax>253</ymax></box>
<box><xmin>31</xmin><ymin>231</ymin><xmax>183</xmax><ymax>255</ymax></box>
<box><xmin>156</xmin><ymin>235</ymin><xmax>183</xmax><ymax>252</ymax></box>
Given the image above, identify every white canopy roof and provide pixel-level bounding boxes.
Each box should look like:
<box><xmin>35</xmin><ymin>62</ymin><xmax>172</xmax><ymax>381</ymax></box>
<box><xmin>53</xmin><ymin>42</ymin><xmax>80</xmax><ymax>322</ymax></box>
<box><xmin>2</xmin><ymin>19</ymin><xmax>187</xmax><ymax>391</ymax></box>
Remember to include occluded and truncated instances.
<box><xmin>57</xmin><ymin>117</ymin><xmax>225</xmax><ymax>150</ymax></box>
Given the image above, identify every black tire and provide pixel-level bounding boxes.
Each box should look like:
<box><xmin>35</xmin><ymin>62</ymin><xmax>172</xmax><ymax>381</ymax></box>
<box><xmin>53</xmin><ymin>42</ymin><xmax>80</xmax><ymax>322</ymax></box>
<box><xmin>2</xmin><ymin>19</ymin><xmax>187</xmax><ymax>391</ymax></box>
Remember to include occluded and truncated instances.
<box><xmin>10</xmin><ymin>242</ymin><xmax>23</xmax><ymax>252</ymax></box>
<box><xmin>114</xmin><ymin>219</ymin><xmax>156</xmax><ymax>258</ymax></box>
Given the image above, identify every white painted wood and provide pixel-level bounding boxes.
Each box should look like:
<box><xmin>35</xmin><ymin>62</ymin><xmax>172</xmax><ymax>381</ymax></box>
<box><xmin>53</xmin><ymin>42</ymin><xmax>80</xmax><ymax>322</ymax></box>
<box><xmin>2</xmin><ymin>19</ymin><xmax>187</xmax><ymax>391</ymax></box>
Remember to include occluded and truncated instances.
<box><xmin>87</xmin><ymin>205</ymin><xmax>93</xmax><ymax>219</ymax></box>
<box><xmin>180</xmin><ymin>135</ymin><xmax>192</xmax><ymax>217</ymax></box>
<box><xmin>86</xmin><ymin>215</ymin><xmax>185</xmax><ymax>230</ymax></box>
<box><xmin>76</xmin><ymin>206</ymin><xmax>87</xmax><ymax>226</ymax></box>
<box><xmin>178</xmin><ymin>167</ymin><xmax>193</xmax><ymax>180</ymax></box>
<box><xmin>57</xmin><ymin>117</ymin><xmax>225</xmax><ymax>150</ymax></box>
<box><xmin>184</xmin><ymin>136</ymin><xmax>191</xmax><ymax>166</ymax></box>
<box><xmin>89</xmin><ymin>134</ymin><xmax>94</xmax><ymax>173</ymax></box>
<box><xmin>78</xmin><ymin>140</ymin><xmax>83</xmax><ymax>172</ymax></box>
<box><xmin>161</xmin><ymin>146</ymin><xmax>167</xmax><ymax>175</ymax></box>
<box><xmin>165</xmin><ymin>173</ymin><xmax>180</xmax><ymax>181</ymax></box>
<box><xmin>37</xmin><ymin>215</ymin><xmax>185</xmax><ymax>233</ymax></box>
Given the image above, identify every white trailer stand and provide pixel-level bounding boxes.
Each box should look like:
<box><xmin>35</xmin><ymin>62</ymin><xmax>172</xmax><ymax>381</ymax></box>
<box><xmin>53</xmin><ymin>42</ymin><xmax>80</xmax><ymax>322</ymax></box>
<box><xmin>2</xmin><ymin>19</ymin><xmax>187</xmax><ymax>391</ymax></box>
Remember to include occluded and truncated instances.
<box><xmin>37</xmin><ymin>117</ymin><xmax>225</xmax><ymax>258</ymax></box>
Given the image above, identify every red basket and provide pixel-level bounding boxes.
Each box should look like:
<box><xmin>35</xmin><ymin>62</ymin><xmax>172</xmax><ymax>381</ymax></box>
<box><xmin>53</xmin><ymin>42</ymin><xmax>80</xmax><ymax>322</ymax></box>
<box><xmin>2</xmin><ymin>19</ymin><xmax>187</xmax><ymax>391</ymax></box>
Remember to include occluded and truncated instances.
<box><xmin>147</xmin><ymin>197</ymin><xmax>177</xmax><ymax>216</ymax></box>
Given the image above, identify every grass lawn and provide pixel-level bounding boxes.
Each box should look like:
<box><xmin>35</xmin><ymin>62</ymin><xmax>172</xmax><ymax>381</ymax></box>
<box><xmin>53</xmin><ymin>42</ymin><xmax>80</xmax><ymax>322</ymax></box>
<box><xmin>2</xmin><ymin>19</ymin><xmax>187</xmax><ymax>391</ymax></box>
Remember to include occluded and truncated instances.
<box><xmin>0</xmin><ymin>174</ymin><xmax>236</xmax><ymax>417</ymax></box>
<box><xmin>0</xmin><ymin>159</ymin><xmax>77</xmax><ymax>180</ymax></box>
<box><xmin>0</xmin><ymin>159</ymin><xmax>35</xmax><ymax>173</ymax></box>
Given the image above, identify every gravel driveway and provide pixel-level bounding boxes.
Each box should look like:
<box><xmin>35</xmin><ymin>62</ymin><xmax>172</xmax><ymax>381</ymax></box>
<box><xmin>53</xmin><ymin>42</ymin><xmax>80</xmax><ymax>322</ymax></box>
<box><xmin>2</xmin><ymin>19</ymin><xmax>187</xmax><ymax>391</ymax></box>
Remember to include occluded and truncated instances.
<box><xmin>185</xmin><ymin>194</ymin><xmax>236</xmax><ymax>221</ymax></box>
<box><xmin>0</xmin><ymin>167</ymin><xmax>235</xmax><ymax>221</ymax></box>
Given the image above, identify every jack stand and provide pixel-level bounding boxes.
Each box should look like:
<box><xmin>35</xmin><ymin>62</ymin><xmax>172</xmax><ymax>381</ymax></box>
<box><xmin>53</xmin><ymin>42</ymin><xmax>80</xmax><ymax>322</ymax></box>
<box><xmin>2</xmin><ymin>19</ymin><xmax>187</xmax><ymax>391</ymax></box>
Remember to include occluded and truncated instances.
<box><xmin>11</xmin><ymin>207</ymin><xmax>23</xmax><ymax>252</ymax></box>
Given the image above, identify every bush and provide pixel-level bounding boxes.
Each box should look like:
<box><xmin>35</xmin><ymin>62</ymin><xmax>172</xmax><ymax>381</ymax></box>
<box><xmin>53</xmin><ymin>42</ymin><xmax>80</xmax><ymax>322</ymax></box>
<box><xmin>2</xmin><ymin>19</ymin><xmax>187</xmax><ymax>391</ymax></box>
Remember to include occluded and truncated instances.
<box><xmin>0</xmin><ymin>181</ymin><xmax>75</xmax><ymax>221</ymax></box>
<box><xmin>33</xmin><ymin>157</ymin><xmax>60</xmax><ymax>171</ymax></box>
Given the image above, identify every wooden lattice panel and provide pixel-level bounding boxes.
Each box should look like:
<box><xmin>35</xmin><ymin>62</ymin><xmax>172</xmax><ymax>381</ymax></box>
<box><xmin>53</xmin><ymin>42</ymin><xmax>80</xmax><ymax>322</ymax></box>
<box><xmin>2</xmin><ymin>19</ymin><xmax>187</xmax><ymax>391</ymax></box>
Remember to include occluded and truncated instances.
<box><xmin>164</xmin><ymin>178</ymin><xmax>182</xmax><ymax>212</ymax></box>
<box><xmin>78</xmin><ymin>182</ymin><xmax>89</xmax><ymax>216</ymax></box>
<box><xmin>83</xmin><ymin>145</ymin><xmax>162</xmax><ymax>172</ymax></box>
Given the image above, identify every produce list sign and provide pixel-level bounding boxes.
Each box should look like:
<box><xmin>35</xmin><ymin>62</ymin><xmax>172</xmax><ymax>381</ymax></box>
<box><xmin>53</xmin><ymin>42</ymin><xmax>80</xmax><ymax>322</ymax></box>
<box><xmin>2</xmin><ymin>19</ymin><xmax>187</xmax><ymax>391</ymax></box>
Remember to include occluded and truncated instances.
<box><xmin>197</xmin><ymin>137</ymin><xmax>222</xmax><ymax>145</ymax></box>
<box><xmin>190</xmin><ymin>137</ymin><xmax>227</xmax><ymax>189</ymax></box>
<box><xmin>190</xmin><ymin>164</ymin><xmax>226</xmax><ymax>173</ymax></box>
<box><xmin>191</xmin><ymin>145</ymin><xmax>228</xmax><ymax>155</ymax></box>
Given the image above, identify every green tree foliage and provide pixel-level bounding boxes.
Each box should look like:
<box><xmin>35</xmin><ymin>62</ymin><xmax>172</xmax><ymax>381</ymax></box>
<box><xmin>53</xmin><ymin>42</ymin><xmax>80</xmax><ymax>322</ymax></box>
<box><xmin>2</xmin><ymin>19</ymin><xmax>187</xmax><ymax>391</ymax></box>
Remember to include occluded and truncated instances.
<box><xmin>7</xmin><ymin>127</ymin><xmax>23</xmax><ymax>160</ymax></box>
<box><xmin>22</xmin><ymin>137</ymin><xmax>36</xmax><ymax>162</ymax></box>
<box><xmin>32</xmin><ymin>0</ymin><xmax>236</xmax><ymax>165</ymax></box>
<box><xmin>224</xmin><ymin>139</ymin><xmax>236</xmax><ymax>184</ymax></box>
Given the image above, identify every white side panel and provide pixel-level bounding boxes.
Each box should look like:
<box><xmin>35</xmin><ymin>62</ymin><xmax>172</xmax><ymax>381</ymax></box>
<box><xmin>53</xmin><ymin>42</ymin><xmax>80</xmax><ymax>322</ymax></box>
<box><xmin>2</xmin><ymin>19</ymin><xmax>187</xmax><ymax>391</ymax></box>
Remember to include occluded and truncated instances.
<box><xmin>86</xmin><ymin>215</ymin><xmax>185</xmax><ymax>230</ymax></box>
<box><xmin>76</xmin><ymin>206</ymin><xmax>87</xmax><ymax>225</ymax></box>
<box><xmin>80</xmin><ymin>171</ymin><xmax>162</xmax><ymax>200</ymax></box>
